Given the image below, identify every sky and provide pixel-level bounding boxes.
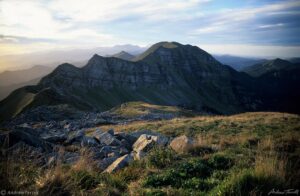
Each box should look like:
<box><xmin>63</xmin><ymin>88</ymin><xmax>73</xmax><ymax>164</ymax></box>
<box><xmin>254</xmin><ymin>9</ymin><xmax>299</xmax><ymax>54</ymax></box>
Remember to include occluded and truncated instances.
<box><xmin>0</xmin><ymin>0</ymin><xmax>300</xmax><ymax>59</ymax></box>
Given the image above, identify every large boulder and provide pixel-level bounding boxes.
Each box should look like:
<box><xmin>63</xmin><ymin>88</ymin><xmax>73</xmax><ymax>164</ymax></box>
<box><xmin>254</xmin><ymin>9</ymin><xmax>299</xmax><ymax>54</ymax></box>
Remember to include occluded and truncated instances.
<box><xmin>132</xmin><ymin>134</ymin><xmax>169</xmax><ymax>159</ymax></box>
<box><xmin>93</xmin><ymin>131</ymin><xmax>121</xmax><ymax>146</ymax></box>
<box><xmin>169</xmin><ymin>135</ymin><xmax>194</xmax><ymax>153</ymax></box>
<box><xmin>114</xmin><ymin>132</ymin><xmax>137</xmax><ymax>147</ymax></box>
<box><xmin>80</xmin><ymin>136</ymin><xmax>99</xmax><ymax>147</ymax></box>
<box><xmin>104</xmin><ymin>154</ymin><xmax>133</xmax><ymax>173</ymax></box>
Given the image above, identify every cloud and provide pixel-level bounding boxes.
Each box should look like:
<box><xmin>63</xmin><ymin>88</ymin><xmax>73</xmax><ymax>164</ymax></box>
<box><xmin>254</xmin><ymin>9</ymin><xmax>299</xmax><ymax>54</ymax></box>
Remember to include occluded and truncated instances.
<box><xmin>200</xmin><ymin>44</ymin><xmax>300</xmax><ymax>58</ymax></box>
<box><xmin>0</xmin><ymin>0</ymin><xmax>299</xmax><ymax>58</ymax></box>
<box><xmin>48</xmin><ymin>0</ymin><xmax>211</xmax><ymax>22</ymax></box>
<box><xmin>0</xmin><ymin>0</ymin><xmax>119</xmax><ymax>46</ymax></box>
<box><xmin>190</xmin><ymin>0</ymin><xmax>300</xmax><ymax>35</ymax></box>
<box><xmin>258</xmin><ymin>23</ymin><xmax>284</xmax><ymax>29</ymax></box>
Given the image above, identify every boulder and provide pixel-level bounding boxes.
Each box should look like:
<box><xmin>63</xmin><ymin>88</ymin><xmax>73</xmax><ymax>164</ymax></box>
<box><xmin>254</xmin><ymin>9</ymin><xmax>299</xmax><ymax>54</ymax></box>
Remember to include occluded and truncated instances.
<box><xmin>80</xmin><ymin>136</ymin><xmax>99</xmax><ymax>147</ymax></box>
<box><xmin>107</xmin><ymin>129</ymin><xmax>114</xmax><ymax>135</ymax></box>
<box><xmin>104</xmin><ymin>154</ymin><xmax>133</xmax><ymax>173</ymax></box>
<box><xmin>98</xmin><ymin>146</ymin><xmax>115</xmax><ymax>158</ymax></box>
<box><xmin>94</xmin><ymin>131</ymin><xmax>121</xmax><ymax>146</ymax></box>
<box><xmin>169</xmin><ymin>135</ymin><xmax>194</xmax><ymax>153</ymax></box>
<box><xmin>41</xmin><ymin>133</ymin><xmax>67</xmax><ymax>144</ymax></box>
<box><xmin>132</xmin><ymin>134</ymin><xmax>168</xmax><ymax>159</ymax></box>
<box><xmin>97</xmin><ymin>157</ymin><xmax>119</xmax><ymax>171</ymax></box>
<box><xmin>114</xmin><ymin>132</ymin><xmax>137</xmax><ymax>147</ymax></box>
<box><xmin>65</xmin><ymin>130</ymin><xmax>85</xmax><ymax>145</ymax></box>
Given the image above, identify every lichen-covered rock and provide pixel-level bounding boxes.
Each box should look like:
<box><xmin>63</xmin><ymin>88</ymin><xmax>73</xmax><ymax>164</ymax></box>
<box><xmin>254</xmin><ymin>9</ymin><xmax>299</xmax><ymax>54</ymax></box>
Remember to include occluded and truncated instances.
<box><xmin>169</xmin><ymin>135</ymin><xmax>194</xmax><ymax>153</ymax></box>
<box><xmin>104</xmin><ymin>154</ymin><xmax>133</xmax><ymax>173</ymax></box>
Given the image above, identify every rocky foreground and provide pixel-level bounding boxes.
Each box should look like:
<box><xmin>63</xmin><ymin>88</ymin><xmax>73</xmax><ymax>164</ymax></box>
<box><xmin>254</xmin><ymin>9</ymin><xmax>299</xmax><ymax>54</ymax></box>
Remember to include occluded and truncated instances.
<box><xmin>0</xmin><ymin>104</ymin><xmax>194</xmax><ymax>175</ymax></box>
<box><xmin>1</xmin><ymin>106</ymin><xmax>299</xmax><ymax>195</ymax></box>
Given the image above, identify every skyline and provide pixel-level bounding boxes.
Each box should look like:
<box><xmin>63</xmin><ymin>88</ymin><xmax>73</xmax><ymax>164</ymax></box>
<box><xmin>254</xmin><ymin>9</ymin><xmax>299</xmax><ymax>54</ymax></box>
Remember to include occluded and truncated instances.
<box><xmin>0</xmin><ymin>0</ymin><xmax>300</xmax><ymax>66</ymax></box>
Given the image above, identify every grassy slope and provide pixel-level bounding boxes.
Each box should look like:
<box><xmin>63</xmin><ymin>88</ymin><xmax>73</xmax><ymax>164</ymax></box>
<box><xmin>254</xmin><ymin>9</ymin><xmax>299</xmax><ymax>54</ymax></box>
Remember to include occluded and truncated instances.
<box><xmin>0</xmin><ymin>87</ymin><xmax>36</xmax><ymax>121</ymax></box>
<box><xmin>108</xmin><ymin>101</ymin><xmax>196</xmax><ymax>118</ymax></box>
<box><xmin>2</xmin><ymin>112</ymin><xmax>300</xmax><ymax>195</ymax></box>
<box><xmin>97</xmin><ymin>112</ymin><xmax>300</xmax><ymax>137</ymax></box>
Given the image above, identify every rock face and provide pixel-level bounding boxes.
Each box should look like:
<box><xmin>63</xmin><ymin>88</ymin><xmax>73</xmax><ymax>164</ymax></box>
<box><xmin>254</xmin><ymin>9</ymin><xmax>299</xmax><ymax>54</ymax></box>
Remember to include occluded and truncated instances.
<box><xmin>170</xmin><ymin>135</ymin><xmax>194</xmax><ymax>153</ymax></box>
<box><xmin>104</xmin><ymin>154</ymin><xmax>133</xmax><ymax>173</ymax></box>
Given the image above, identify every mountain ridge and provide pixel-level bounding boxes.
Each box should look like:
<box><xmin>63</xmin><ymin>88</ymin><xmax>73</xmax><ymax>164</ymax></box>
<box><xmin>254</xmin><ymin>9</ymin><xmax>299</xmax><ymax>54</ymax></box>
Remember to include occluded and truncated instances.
<box><xmin>242</xmin><ymin>58</ymin><xmax>294</xmax><ymax>77</ymax></box>
<box><xmin>0</xmin><ymin>41</ymin><xmax>299</xmax><ymax>121</ymax></box>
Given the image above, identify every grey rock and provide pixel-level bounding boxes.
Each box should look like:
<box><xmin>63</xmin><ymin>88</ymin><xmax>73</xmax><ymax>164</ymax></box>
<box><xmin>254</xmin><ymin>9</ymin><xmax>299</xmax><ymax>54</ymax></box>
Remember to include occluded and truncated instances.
<box><xmin>65</xmin><ymin>130</ymin><xmax>85</xmax><ymax>145</ymax></box>
<box><xmin>80</xmin><ymin>136</ymin><xmax>99</xmax><ymax>147</ymax></box>
<box><xmin>169</xmin><ymin>135</ymin><xmax>194</xmax><ymax>153</ymax></box>
<box><xmin>97</xmin><ymin>156</ymin><xmax>119</xmax><ymax>171</ymax></box>
<box><xmin>94</xmin><ymin>131</ymin><xmax>121</xmax><ymax>146</ymax></box>
<box><xmin>114</xmin><ymin>132</ymin><xmax>137</xmax><ymax>146</ymax></box>
<box><xmin>107</xmin><ymin>129</ymin><xmax>114</xmax><ymax>135</ymax></box>
<box><xmin>42</xmin><ymin>133</ymin><xmax>67</xmax><ymax>144</ymax></box>
<box><xmin>132</xmin><ymin>133</ymin><xmax>168</xmax><ymax>159</ymax></box>
<box><xmin>104</xmin><ymin>154</ymin><xmax>133</xmax><ymax>173</ymax></box>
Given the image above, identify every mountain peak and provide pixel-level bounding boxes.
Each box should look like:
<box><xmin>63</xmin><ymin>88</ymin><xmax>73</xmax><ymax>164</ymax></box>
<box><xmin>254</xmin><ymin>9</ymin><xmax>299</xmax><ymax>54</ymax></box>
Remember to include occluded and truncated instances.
<box><xmin>269</xmin><ymin>58</ymin><xmax>290</xmax><ymax>65</ymax></box>
<box><xmin>152</xmin><ymin>41</ymin><xmax>182</xmax><ymax>48</ymax></box>
<box><xmin>133</xmin><ymin>41</ymin><xmax>219</xmax><ymax>66</ymax></box>
<box><xmin>112</xmin><ymin>51</ymin><xmax>135</xmax><ymax>61</ymax></box>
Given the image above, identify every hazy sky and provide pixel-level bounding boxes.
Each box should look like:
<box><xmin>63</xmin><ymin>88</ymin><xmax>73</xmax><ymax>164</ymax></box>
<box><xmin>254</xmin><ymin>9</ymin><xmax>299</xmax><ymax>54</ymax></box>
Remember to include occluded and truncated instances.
<box><xmin>0</xmin><ymin>0</ymin><xmax>300</xmax><ymax>57</ymax></box>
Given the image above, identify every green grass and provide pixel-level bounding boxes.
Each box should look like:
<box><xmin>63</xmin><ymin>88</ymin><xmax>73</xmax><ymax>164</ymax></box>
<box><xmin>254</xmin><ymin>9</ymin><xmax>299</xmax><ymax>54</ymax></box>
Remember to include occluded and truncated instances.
<box><xmin>110</xmin><ymin>101</ymin><xmax>196</xmax><ymax>118</ymax></box>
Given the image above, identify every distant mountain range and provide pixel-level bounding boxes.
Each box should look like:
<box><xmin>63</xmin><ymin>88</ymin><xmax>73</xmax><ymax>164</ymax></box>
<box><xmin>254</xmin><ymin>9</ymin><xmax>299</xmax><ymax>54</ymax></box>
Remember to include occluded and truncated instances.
<box><xmin>0</xmin><ymin>65</ymin><xmax>55</xmax><ymax>100</ymax></box>
<box><xmin>0</xmin><ymin>44</ymin><xmax>146</xmax><ymax>71</ymax></box>
<box><xmin>241</xmin><ymin>58</ymin><xmax>295</xmax><ymax>77</ymax></box>
<box><xmin>0</xmin><ymin>42</ymin><xmax>299</xmax><ymax>121</ymax></box>
<box><xmin>213</xmin><ymin>55</ymin><xmax>267</xmax><ymax>71</ymax></box>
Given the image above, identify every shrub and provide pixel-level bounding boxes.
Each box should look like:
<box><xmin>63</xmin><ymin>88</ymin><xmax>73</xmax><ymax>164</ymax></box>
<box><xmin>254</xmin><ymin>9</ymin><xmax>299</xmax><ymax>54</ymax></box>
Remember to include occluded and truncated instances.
<box><xmin>115</xmin><ymin>160</ymin><xmax>145</xmax><ymax>183</ymax></box>
<box><xmin>209</xmin><ymin>169</ymin><xmax>286</xmax><ymax>196</ymax></box>
<box><xmin>143</xmin><ymin>158</ymin><xmax>212</xmax><ymax>189</ymax></box>
<box><xmin>70</xmin><ymin>170</ymin><xmax>99</xmax><ymax>190</ymax></box>
<box><xmin>97</xmin><ymin>173</ymin><xmax>127</xmax><ymax>192</ymax></box>
<box><xmin>188</xmin><ymin>145</ymin><xmax>215</xmax><ymax>156</ymax></box>
<box><xmin>145</xmin><ymin>147</ymin><xmax>178</xmax><ymax>169</ymax></box>
<box><xmin>182</xmin><ymin>177</ymin><xmax>214</xmax><ymax>191</ymax></box>
<box><xmin>208</xmin><ymin>154</ymin><xmax>233</xmax><ymax>170</ymax></box>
